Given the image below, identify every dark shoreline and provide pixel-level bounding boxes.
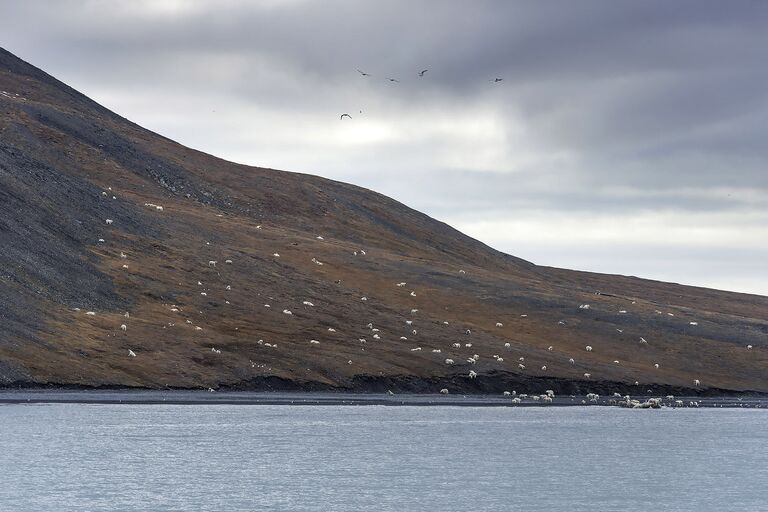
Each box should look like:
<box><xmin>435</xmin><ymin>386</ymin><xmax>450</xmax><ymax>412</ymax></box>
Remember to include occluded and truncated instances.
<box><xmin>1</xmin><ymin>372</ymin><xmax>764</xmax><ymax>398</ymax></box>
<box><xmin>1</xmin><ymin>389</ymin><xmax>766</xmax><ymax>408</ymax></box>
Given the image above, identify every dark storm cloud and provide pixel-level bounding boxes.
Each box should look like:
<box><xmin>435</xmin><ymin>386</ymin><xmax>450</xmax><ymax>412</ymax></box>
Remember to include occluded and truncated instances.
<box><xmin>1</xmin><ymin>0</ymin><xmax>766</xmax><ymax>293</ymax></box>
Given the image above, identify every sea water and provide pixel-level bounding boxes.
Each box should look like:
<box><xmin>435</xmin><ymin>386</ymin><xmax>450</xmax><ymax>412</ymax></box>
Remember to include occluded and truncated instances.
<box><xmin>1</xmin><ymin>404</ymin><xmax>766</xmax><ymax>511</ymax></box>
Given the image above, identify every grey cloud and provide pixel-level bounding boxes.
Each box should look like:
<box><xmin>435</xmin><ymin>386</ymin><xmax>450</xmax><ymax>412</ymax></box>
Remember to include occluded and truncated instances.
<box><xmin>1</xmin><ymin>0</ymin><xmax>766</xmax><ymax>293</ymax></box>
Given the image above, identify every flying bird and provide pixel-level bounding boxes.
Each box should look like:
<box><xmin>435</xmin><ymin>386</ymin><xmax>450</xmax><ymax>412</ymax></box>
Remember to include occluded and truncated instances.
<box><xmin>356</xmin><ymin>69</ymin><xmax>371</xmax><ymax>76</ymax></box>
<box><xmin>340</xmin><ymin>114</ymin><xmax>352</xmax><ymax>120</ymax></box>
<box><xmin>418</xmin><ymin>69</ymin><xmax>428</xmax><ymax>77</ymax></box>
<box><xmin>386</xmin><ymin>78</ymin><xmax>400</xmax><ymax>83</ymax></box>
<box><xmin>489</xmin><ymin>78</ymin><xmax>503</xmax><ymax>83</ymax></box>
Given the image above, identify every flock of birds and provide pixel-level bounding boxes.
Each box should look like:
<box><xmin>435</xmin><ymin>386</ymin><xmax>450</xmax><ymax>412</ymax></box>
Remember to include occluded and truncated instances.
<box><xmin>65</xmin><ymin>182</ymin><xmax>760</xmax><ymax>406</ymax></box>
<box><xmin>339</xmin><ymin>68</ymin><xmax>505</xmax><ymax>119</ymax></box>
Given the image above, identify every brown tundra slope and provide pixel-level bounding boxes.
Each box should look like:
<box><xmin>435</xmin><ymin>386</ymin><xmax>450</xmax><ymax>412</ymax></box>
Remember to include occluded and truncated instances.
<box><xmin>0</xmin><ymin>48</ymin><xmax>765</xmax><ymax>394</ymax></box>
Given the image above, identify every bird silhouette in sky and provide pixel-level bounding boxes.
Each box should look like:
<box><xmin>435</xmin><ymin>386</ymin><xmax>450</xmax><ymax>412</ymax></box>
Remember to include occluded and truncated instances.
<box><xmin>340</xmin><ymin>113</ymin><xmax>352</xmax><ymax>120</ymax></box>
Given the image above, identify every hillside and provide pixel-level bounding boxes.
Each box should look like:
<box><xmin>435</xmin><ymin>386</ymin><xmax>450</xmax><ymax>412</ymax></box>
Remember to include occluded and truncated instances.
<box><xmin>1</xmin><ymin>47</ymin><xmax>765</xmax><ymax>394</ymax></box>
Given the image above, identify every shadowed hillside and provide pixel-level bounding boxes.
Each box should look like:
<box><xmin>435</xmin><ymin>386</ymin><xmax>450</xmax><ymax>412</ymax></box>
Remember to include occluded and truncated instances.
<box><xmin>1</xmin><ymin>47</ymin><xmax>765</xmax><ymax>394</ymax></box>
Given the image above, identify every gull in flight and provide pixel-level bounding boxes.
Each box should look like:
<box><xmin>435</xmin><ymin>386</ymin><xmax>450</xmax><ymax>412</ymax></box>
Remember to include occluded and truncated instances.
<box><xmin>489</xmin><ymin>78</ymin><xmax>503</xmax><ymax>83</ymax></box>
<box><xmin>356</xmin><ymin>69</ymin><xmax>371</xmax><ymax>76</ymax></box>
<box><xmin>418</xmin><ymin>69</ymin><xmax>428</xmax><ymax>77</ymax></box>
<box><xmin>340</xmin><ymin>113</ymin><xmax>352</xmax><ymax>120</ymax></box>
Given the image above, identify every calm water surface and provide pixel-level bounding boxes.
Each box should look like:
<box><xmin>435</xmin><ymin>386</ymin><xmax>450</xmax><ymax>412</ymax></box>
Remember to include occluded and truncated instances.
<box><xmin>1</xmin><ymin>404</ymin><xmax>766</xmax><ymax>511</ymax></box>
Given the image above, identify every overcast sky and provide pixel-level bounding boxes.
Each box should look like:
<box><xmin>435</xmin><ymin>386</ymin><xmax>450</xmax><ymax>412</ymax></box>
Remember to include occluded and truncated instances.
<box><xmin>2</xmin><ymin>0</ymin><xmax>767</xmax><ymax>295</ymax></box>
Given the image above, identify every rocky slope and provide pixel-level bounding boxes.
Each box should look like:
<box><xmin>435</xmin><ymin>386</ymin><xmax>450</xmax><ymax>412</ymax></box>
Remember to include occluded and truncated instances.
<box><xmin>0</xmin><ymin>47</ymin><xmax>765</xmax><ymax>394</ymax></box>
